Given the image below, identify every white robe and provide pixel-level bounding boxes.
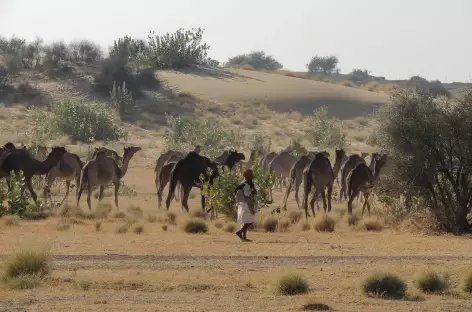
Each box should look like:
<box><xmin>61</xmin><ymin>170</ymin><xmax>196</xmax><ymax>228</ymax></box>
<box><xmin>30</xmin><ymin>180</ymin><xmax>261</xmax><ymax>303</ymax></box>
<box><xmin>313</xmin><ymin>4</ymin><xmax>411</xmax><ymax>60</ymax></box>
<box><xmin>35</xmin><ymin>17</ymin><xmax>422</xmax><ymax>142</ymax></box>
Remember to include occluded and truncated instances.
<box><xmin>236</xmin><ymin>183</ymin><xmax>255</xmax><ymax>225</ymax></box>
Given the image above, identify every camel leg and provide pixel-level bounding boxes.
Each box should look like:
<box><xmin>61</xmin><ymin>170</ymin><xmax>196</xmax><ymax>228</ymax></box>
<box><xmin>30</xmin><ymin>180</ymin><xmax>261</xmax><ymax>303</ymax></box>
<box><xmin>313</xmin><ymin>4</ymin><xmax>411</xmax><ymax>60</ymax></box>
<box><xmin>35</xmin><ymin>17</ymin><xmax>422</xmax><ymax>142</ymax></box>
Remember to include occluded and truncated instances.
<box><xmin>327</xmin><ymin>184</ymin><xmax>333</xmax><ymax>213</ymax></box>
<box><xmin>280</xmin><ymin>178</ymin><xmax>294</xmax><ymax>211</ymax></box>
<box><xmin>114</xmin><ymin>182</ymin><xmax>120</xmax><ymax>210</ymax></box>
<box><xmin>157</xmin><ymin>172</ymin><xmax>169</xmax><ymax>209</ymax></box>
<box><xmin>310</xmin><ymin>189</ymin><xmax>321</xmax><ymax>217</ymax></box>
<box><xmin>59</xmin><ymin>181</ymin><xmax>71</xmax><ymax>206</ymax></box>
<box><xmin>362</xmin><ymin>193</ymin><xmax>371</xmax><ymax>217</ymax></box>
<box><xmin>180</xmin><ymin>185</ymin><xmax>191</xmax><ymax>212</ymax></box>
<box><xmin>320</xmin><ymin>189</ymin><xmax>327</xmax><ymax>213</ymax></box>
<box><xmin>25</xmin><ymin>179</ymin><xmax>39</xmax><ymax>207</ymax></box>
<box><xmin>98</xmin><ymin>186</ymin><xmax>105</xmax><ymax>201</ymax></box>
<box><xmin>86</xmin><ymin>183</ymin><xmax>93</xmax><ymax>211</ymax></box>
<box><xmin>347</xmin><ymin>189</ymin><xmax>360</xmax><ymax>215</ymax></box>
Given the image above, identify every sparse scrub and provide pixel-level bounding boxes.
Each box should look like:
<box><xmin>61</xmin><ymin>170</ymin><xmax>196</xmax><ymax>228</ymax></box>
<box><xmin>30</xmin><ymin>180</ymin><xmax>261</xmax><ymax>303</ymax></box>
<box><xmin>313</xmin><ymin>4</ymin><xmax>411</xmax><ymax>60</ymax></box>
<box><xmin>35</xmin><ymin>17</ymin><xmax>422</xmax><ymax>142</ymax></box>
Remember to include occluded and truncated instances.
<box><xmin>312</xmin><ymin>214</ymin><xmax>335</xmax><ymax>232</ymax></box>
<box><xmin>357</xmin><ymin>217</ymin><xmax>384</xmax><ymax>232</ymax></box>
<box><xmin>50</xmin><ymin>99</ymin><xmax>124</xmax><ymax>143</ymax></box>
<box><xmin>262</xmin><ymin>216</ymin><xmax>278</xmax><ymax>232</ymax></box>
<box><xmin>414</xmin><ymin>271</ymin><xmax>450</xmax><ymax>293</ymax></box>
<box><xmin>277</xmin><ymin>218</ymin><xmax>291</xmax><ymax>232</ymax></box>
<box><xmin>361</xmin><ymin>272</ymin><xmax>407</xmax><ymax>299</ymax></box>
<box><xmin>133</xmin><ymin>224</ymin><xmax>144</xmax><ymax>234</ymax></box>
<box><xmin>223</xmin><ymin>222</ymin><xmax>237</xmax><ymax>233</ymax></box>
<box><xmin>3</xmin><ymin>248</ymin><xmax>51</xmax><ymax>288</ymax></box>
<box><xmin>182</xmin><ymin>218</ymin><xmax>208</xmax><ymax>234</ymax></box>
<box><xmin>275</xmin><ymin>272</ymin><xmax>309</xmax><ymax>296</ymax></box>
<box><xmin>288</xmin><ymin>210</ymin><xmax>302</xmax><ymax>224</ymax></box>
<box><xmin>461</xmin><ymin>271</ymin><xmax>472</xmax><ymax>293</ymax></box>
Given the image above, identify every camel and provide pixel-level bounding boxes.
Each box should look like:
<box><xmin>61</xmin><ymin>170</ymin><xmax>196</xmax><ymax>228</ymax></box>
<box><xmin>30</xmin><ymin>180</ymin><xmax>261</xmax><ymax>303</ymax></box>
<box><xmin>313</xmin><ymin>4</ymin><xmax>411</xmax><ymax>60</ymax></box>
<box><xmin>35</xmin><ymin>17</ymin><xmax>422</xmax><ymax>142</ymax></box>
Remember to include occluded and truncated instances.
<box><xmin>279</xmin><ymin>150</ymin><xmax>332</xmax><ymax>210</ymax></box>
<box><xmin>267</xmin><ymin>151</ymin><xmax>298</xmax><ymax>189</ymax></box>
<box><xmin>259</xmin><ymin>152</ymin><xmax>278</xmax><ymax>173</ymax></box>
<box><xmin>301</xmin><ymin>149</ymin><xmax>345</xmax><ymax>218</ymax></box>
<box><xmin>77</xmin><ymin>146</ymin><xmax>141</xmax><ymax>211</ymax></box>
<box><xmin>339</xmin><ymin>154</ymin><xmax>367</xmax><ymax>201</ymax></box>
<box><xmin>156</xmin><ymin>153</ymin><xmax>185</xmax><ymax>209</ymax></box>
<box><xmin>92</xmin><ymin>147</ymin><xmax>123</xmax><ymax>165</ymax></box>
<box><xmin>43</xmin><ymin>151</ymin><xmax>85</xmax><ymax>207</ymax></box>
<box><xmin>154</xmin><ymin>145</ymin><xmax>201</xmax><ymax>184</ymax></box>
<box><xmin>165</xmin><ymin>150</ymin><xmax>245</xmax><ymax>213</ymax></box>
<box><xmin>0</xmin><ymin>146</ymin><xmax>67</xmax><ymax>206</ymax></box>
<box><xmin>347</xmin><ymin>154</ymin><xmax>388</xmax><ymax>216</ymax></box>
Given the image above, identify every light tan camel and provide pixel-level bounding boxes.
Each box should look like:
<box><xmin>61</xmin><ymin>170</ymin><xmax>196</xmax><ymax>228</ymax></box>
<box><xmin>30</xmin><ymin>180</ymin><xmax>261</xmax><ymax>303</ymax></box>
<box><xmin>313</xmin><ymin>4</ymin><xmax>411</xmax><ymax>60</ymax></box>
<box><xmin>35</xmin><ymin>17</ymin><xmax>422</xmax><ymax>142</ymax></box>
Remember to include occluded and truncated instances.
<box><xmin>268</xmin><ymin>151</ymin><xmax>298</xmax><ymax>189</ymax></box>
<box><xmin>279</xmin><ymin>150</ymin><xmax>333</xmax><ymax>210</ymax></box>
<box><xmin>339</xmin><ymin>154</ymin><xmax>367</xmax><ymax>201</ymax></box>
<box><xmin>301</xmin><ymin>150</ymin><xmax>345</xmax><ymax>218</ymax></box>
<box><xmin>77</xmin><ymin>146</ymin><xmax>141</xmax><ymax>210</ymax></box>
<box><xmin>347</xmin><ymin>154</ymin><xmax>388</xmax><ymax>216</ymax></box>
<box><xmin>92</xmin><ymin>147</ymin><xmax>123</xmax><ymax>165</ymax></box>
<box><xmin>43</xmin><ymin>151</ymin><xmax>85</xmax><ymax>206</ymax></box>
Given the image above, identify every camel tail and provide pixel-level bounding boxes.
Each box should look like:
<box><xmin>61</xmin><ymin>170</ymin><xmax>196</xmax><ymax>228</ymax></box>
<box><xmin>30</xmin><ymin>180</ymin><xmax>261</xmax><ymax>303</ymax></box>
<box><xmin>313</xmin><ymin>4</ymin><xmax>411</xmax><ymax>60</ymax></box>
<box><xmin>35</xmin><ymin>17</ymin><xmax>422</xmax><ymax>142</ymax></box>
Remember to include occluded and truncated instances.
<box><xmin>347</xmin><ymin>172</ymin><xmax>353</xmax><ymax>198</ymax></box>
<box><xmin>154</xmin><ymin>160</ymin><xmax>159</xmax><ymax>173</ymax></box>
<box><xmin>78</xmin><ymin>163</ymin><xmax>89</xmax><ymax>192</ymax></box>
<box><xmin>302</xmin><ymin>167</ymin><xmax>313</xmax><ymax>210</ymax></box>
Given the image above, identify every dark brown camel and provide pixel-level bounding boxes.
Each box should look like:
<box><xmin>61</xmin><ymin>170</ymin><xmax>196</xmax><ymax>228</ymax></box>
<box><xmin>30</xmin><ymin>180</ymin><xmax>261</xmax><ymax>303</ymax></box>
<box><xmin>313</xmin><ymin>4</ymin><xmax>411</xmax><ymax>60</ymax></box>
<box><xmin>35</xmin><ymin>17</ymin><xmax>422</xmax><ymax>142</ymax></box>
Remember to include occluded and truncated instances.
<box><xmin>301</xmin><ymin>149</ymin><xmax>345</xmax><ymax>218</ymax></box>
<box><xmin>165</xmin><ymin>150</ymin><xmax>245</xmax><ymax>213</ymax></box>
<box><xmin>156</xmin><ymin>153</ymin><xmax>184</xmax><ymax>209</ymax></box>
<box><xmin>279</xmin><ymin>150</ymin><xmax>332</xmax><ymax>210</ymax></box>
<box><xmin>339</xmin><ymin>154</ymin><xmax>367</xmax><ymax>201</ymax></box>
<box><xmin>347</xmin><ymin>154</ymin><xmax>388</xmax><ymax>216</ymax></box>
<box><xmin>0</xmin><ymin>146</ymin><xmax>67</xmax><ymax>206</ymax></box>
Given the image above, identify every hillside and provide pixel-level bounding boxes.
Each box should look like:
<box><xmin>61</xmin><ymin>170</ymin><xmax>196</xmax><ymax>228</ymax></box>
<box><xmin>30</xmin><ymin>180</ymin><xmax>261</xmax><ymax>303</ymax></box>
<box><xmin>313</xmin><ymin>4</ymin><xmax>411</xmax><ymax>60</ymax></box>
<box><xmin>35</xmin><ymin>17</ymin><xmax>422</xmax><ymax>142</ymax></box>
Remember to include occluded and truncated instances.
<box><xmin>0</xmin><ymin>64</ymin><xmax>388</xmax><ymax>156</ymax></box>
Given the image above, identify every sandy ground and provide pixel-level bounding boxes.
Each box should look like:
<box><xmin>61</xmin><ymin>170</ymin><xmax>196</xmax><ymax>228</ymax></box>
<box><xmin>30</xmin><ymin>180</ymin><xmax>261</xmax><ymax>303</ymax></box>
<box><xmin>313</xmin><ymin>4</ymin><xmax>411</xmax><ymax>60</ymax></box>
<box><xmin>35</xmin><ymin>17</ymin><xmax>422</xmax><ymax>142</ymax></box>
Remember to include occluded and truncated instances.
<box><xmin>1</xmin><ymin>166</ymin><xmax>472</xmax><ymax>311</ymax></box>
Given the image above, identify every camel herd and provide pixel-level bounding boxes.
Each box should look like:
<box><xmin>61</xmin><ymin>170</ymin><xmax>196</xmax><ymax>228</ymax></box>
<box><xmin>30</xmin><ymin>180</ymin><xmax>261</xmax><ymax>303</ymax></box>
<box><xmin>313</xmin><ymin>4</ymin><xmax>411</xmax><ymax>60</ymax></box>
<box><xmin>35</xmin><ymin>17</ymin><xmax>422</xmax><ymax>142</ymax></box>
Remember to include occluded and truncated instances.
<box><xmin>0</xmin><ymin>142</ymin><xmax>388</xmax><ymax>220</ymax></box>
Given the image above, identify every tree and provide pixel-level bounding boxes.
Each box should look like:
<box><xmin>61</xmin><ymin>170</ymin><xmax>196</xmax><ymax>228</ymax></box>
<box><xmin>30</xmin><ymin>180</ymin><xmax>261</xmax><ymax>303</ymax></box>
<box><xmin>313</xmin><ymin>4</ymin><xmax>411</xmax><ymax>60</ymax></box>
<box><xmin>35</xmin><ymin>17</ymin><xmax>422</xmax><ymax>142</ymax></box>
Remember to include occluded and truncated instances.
<box><xmin>308</xmin><ymin>106</ymin><xmax>346</xmax><ymax>148</ymax></box>
<box><xmin>226</xmin><ymin>51</ymin><xmax>282</xmax><ymax>70</ymax></box>
<box><xmin>407</xmin><ymin>75</ymin><xmax>450</xmax><ymax>98</ymax></box>
<box><xmin>306</xmin><ymin>55</ymin><xmax>339</xmax><ymax>75</ymax></box>
<box><xmin>349</xmin><ymin>68</ymin><xmax>370</xmax><ymax>84</ymax></box>
<box><xmin>377</xmin><ymin>88</ymin><xmax>472</xmax><ymax>234</ymax></box>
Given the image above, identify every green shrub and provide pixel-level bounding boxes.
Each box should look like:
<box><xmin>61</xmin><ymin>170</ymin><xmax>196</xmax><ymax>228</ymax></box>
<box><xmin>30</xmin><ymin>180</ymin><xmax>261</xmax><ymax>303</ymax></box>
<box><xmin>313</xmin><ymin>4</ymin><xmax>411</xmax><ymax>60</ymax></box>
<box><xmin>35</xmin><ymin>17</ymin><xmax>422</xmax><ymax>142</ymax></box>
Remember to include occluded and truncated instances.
<box><xmin>110</xmin><ymin>81</ymin><xmax>135</xmax><ymax>119</ymax></box>
<box><xmin>68</xmin><ymin>40</ymin><xmax>102</xmax><ymax>63</ymax></box>
<box><xmin>182</xmin><ymin>218</ymin><xmax>208</xmax><ymax>233</ymax></box>
<box><xmin>275</xmin><ymin>272</ymin><xmax>309</xmax><ymax>295</ymax></box>
<box><xmin>462</xmin><ymin>271</ymin><xmax>472</xmax><ymax>293</ymax></box>
<box><xmin>0</xmin><ymin>171</ymin><xmax>35</xmax><ymax>218</ymax></box>
<box><xmin>3</xmin><ymin>249</ymin><xmax>51</xmax><ymax>280</ymax></box>
<box><xmin>361</xmin><ymin>272</ymin><xmax>407</xmax><ymax>299</ymax></box>
<box><xmin>308</xmin><ymin>106</ymin><xmax>346</xmax><ymax>148</ymax></box>
<box><xmin>414</xmin><ymin>271</ymin><xmax>450</xmax><ymax>293</ymax></box>
<box><xmin>51</xmin><ymin>99</ymin><xmax>124</xmax><ymax>142</ymax></box>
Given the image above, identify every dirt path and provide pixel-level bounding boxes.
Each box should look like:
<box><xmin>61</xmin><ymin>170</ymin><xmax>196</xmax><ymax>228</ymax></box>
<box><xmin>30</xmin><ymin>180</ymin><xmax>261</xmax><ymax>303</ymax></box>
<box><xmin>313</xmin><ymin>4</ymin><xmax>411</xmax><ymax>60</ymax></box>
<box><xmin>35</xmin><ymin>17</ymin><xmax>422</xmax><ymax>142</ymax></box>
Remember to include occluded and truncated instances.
<box><xmin>2</xmin><ymin>254</ymin><xmax>472</xmax><ymax>264</ymax></box>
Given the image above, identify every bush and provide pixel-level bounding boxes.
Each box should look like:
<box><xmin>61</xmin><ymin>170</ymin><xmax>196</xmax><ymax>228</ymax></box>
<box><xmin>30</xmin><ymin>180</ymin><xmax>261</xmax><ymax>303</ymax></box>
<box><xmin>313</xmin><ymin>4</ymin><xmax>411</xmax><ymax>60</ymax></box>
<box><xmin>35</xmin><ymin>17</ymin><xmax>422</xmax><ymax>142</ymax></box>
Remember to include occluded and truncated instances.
<box><xmin>68</xmin><ymin>40</ymin><xmax>102</xmax><ymax>63</ymax></box>
<box><xmin>308</xmin><ymin>106</ymin><xmax>346</xmax><ymax>148</ymax></box>
<box><xmin>462</xmin><ymin>271</ymin><xmax>472</xmax><ymax>293</ymax></box>
<box><xmin>375</xmin><ymin>88</ymin><xmax>472</xmax><ymax>234</ymax></box>
<box><xmin>361</xmin><ymin>272</ymin><xmax>407</xmax><ymax>299</ymax></box>
<box><xmin>51</xmin><ymin>99</ymin><xmax>124</xmax><ymax>143</ymax></box>
<box><xmin>3</xmin><ymin>249</ymin><xmax>51</xmax><ymax>281</ymax></box>
<box><xmin>94</xmin><ymin>58</ymin><xmax>137</xmax><ymax>95</ymax></box>
<box><xmin>6</xmin><ymin>273</ymin><xmax>42</xmax><ymax>290</ymax></box>
<box><xmin>262</xmin><ymin>216</ymin><xmax>278</xmax><ymax>232</ymax></box>
<box><xmin>275</xmin><ymin>272</ymin><xmax>309</xmax><ymax>295</ymax></box>
<box><xmin>357</xmin><ymin>217</ymin><xmax>384</xmax><ymax>232</ymax></box>
<box><xmin>0</xmin><ymin>171</ymin><xmax>36</xmax><ymax>218</ymax></box>
<box><xmin>414</xmin><ymin>271</ymin><xmax>450</xmax><ymax>293</ymax></box>
<box><xmin>110</xmin><ymin>81</ymin><xmax>135</xmax><ymax>119</ymax></box>
<box><xmin>182</xmin><ymin>218</ymin><xmax>208</xmax><ymax>233</ymax></box>
<box><xmin>312</xmin><ymin>214</ymin><xmax>335</xmax><ymax>232</ymax></box>
<box><xmin>148</xmin><ymin>28</ymin><xmax>211</xmax><ymax>69</ymax></box>
<box><xmin>42</xmin><ymin>41</ymin><xmax>70</xmax><ymax>74</ymax></box>
<box><xmin>306</xmin><ymin>55</ymin><xmax>339</xmax><ymax>76</ymax></box>
<box><xmin>226</xmin><ymin>51</ymin><xmax>283</xmax><ymax>71</ymax></box>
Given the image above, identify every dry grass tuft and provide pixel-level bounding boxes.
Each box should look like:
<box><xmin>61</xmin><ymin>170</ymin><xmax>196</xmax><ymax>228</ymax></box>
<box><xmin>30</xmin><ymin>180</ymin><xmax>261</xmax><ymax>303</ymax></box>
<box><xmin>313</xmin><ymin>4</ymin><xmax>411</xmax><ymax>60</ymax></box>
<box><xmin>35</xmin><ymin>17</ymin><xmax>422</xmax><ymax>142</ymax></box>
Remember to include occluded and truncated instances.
<box><xmin>55</xmin><ymin>221</ymin><xmax>71</xmax><ymax>231</ymax></box>
<box><xmin>275</xmin><ymin>272</ymin><xmax>309</xmax><ymax>296</ymax></box>
<box><xmin>2</xmin><ymin>248</ymin><xmax>51</xmax><ymax>289</ymax></box>
<box><xmin>213</xmin><ymin>219</ymin><xmax>223</xmax><ymax>229</ymax></box>
<box><xmin>2</xmin><ymin>215</ymin><xmax>20</xmax><ymax>226</ymax></box>
<box><xmin>147</xmin><ymin>214</ymin><xmax>157</xmax><ymax>223</ymax></box>
<box><xmin>77</xmin><ymin>280</ymin><xmax>92</xmax><ymax>291</ymax></box>
<box><xmin>182</xmin><ymin>218</ymin><xmax>208</xmax><ymax>234</ymax></box>
<box><xmin>126</xmin><ymin>205</ymin><xmax>143</xmax><ymax>218</ymax></box>
<box><xmin>262</xmin><ymin>216</ymin><xmax>278</xmax><ymax>232</ymax></box>
<box><xmin>357</xmin><ymin>217</ymin><xmax>384</xmax><ymax>232</ymax></box>
<box><xmin>346</xmin><ymin>214</ymin><xmax>360</xmax><ymax>226</ymax></box>
<box><xmin>161</xmin><ymin>224</ymin><xmax>168</xmax><ymax>231</ymax></box>
<box><xmin>277</xmin><ymin>218</ymin><xmax>291</xmax><ymax>232</ymax></box>
<box><xmin>224</xmin><ymin>222</ymin><xmax>237</xmax><ymax>233</ymax></box>
<box><xmin>461</xmin><ymin>271</ymin><xmax>472</xmax><ymax>293</ymax></box>
<box><xmin>189</xmin><ymin>207</ymin><xmax>206</xmax><ymax>219</ymax></box>
<box><xmin>94</xmin><ymin>221</ymin><xmax>102</xmax><ymax>232</ymax></box>
<box><xmin>298</xmin><ymin>220</ymin><xmax>311</xmax><ymax>231</ymax></box>
<box><xmin>166</xmin><ymin>211</ymin><xmax>177</xmax><ymax>225</ymax></box>
<box><xmin>288</xmin><ymin>210</ymin><xmax>302</xmax><ymax>224</ymax></box>
<box><xmin>114</xmin><ymin>211</ymin><xmax>126</xmax><ymax>219</ymax></box>
<box><xmin>301</xmin><ymin>301</ymin><xmax>333</xmax><ymax>311</ymax></box>
<box><xmin>116</xmin><ymin>222</ymin><xmax>131</xmax><ymax>234</ymax></box>
<box><xmin>361</xmin><ymin>272</ymin><xmax>407</xmax><ymax>300</ymax></box>
<box><xmin>132</xmin><ymin>224</ymin><xmax>144</xmax><ymax>234</ymax></box>
<box><xmin>312</xmin><ymin>214</ymin><xmax>335</xmax><ymax>232</ymax></box>
<box><xmin>414</xmin><ymin>271</ymin><xmax>450</xmax><ymax>293</ymax></box>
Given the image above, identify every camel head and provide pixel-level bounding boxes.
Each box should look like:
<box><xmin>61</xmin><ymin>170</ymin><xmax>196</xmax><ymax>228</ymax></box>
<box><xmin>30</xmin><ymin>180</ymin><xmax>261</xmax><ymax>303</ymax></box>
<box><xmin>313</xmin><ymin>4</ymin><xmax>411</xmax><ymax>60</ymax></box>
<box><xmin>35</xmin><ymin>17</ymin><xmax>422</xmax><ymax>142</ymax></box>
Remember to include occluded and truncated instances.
<box><xmin>226</xmin><ymin>150</ymin><xmax>245</xmax><ymax>168</ymax></box>
<box><xmin>123</xmin><ymin>146</ymin><xmax>142</xmax><ymax>159</ymax></box>
<box><xmin>194</xmin><ymin>145</ymin><xmax>202</xmax><ymax>154</ymax></box>
<box><xmin>3</xmin><ymin>142</ymin><xmax>16</xmax><ymax>150</ymax></box>
<box><xmin>371</xmin><ymin>152</ymin><xmax>380</xmax><ymax>161</ymax></box>
<box><xmin>335</xmin><ymin>149</ymin><xmax>345</xmax><ymax>161</ymax></box>
<box><xmin>360</xmin><ymin>152</ymin><xmax>369</xmax><ymax>159</ymax></box>
<box><xmin>320</xmin><ymin>150</ymin><xmax>330</xmax><ymax>158</ymax></box>
<box><xmin>374</xmin><ymin>154</ymin><xmax>388</xmax><ymax>174</ymax></box>
<box><xmin>47</xmin><ymin>146</ymin><xmax>67</xmax><ymax>162</ymax></box>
